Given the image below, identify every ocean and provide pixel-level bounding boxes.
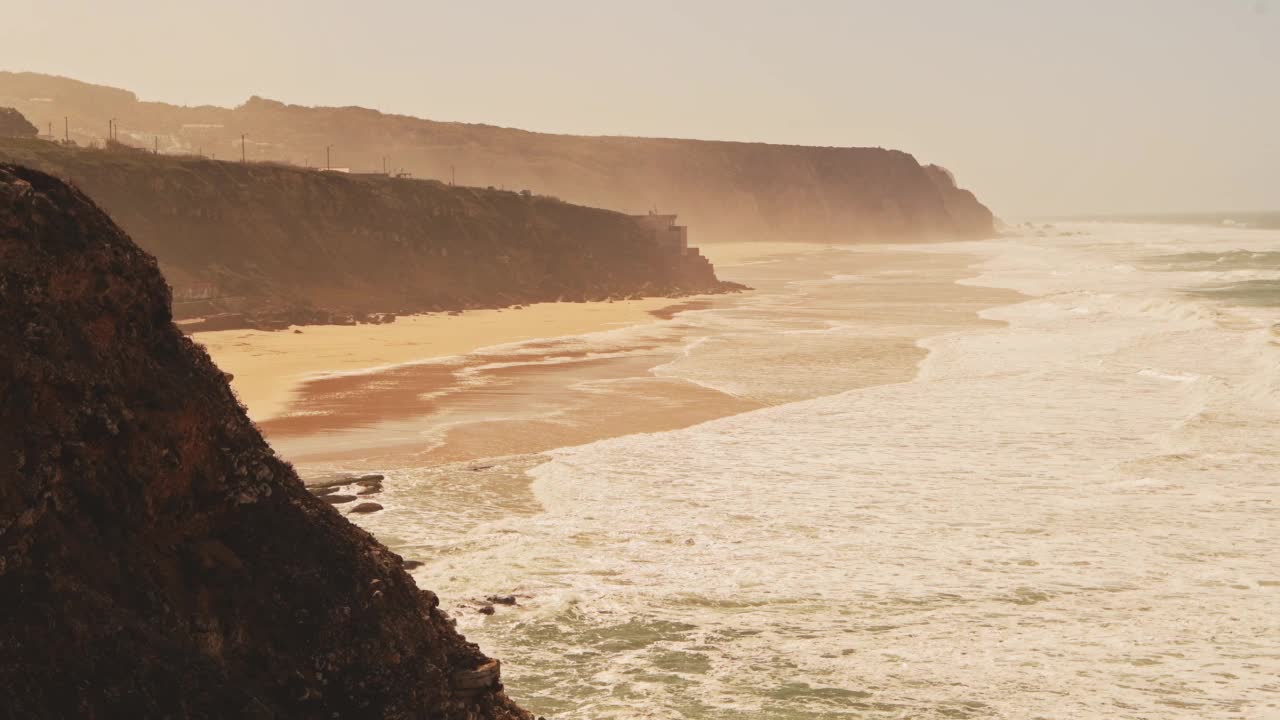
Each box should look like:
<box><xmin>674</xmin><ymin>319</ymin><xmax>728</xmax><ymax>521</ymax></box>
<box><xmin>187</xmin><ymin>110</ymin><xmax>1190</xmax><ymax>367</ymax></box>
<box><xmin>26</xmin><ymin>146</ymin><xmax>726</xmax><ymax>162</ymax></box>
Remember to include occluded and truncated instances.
<box><xmin>318</xmin><ymin>223</ymin><xmax>1280</xmax><ymax>719</ymax></box>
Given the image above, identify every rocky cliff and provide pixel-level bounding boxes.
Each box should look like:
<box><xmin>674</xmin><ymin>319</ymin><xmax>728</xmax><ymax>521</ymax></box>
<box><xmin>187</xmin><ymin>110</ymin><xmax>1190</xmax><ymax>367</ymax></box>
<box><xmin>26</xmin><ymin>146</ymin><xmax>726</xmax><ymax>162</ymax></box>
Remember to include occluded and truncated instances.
<box><xmin>0</xmin><ymin>71</ymin><xmax>996</xmax><ymax>243</ymax></box>
<box><xmin>0</xmin><ymin>137</ymin><xmax>740</xmax><ymax>331</ymax></box>
<box><xmin>0</xmin><ymin>107</ymin><xmax>38</xmax><ymax>138</ymax></box>
<box><xmin>0</xmin><ymin>164</ymin><xmax>530</xmax><ymax>719</ymax></box>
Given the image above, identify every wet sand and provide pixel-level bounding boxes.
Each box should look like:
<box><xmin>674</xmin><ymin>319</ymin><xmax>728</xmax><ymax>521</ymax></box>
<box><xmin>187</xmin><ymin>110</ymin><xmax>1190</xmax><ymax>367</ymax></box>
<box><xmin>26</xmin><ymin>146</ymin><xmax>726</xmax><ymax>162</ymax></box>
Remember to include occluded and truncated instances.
<box><xmin>196</xmin><ymin>241</ymin><xmax>827</xmax><ymax>422</ymax></box>
<box><xmin>259</xmin><ymin>347</ymin><xmax>763</xmax><ymax>467</ymax></box>
<box><xmin>195</xmin><ymin>296</ymin><xmax>686</xmax><ymax>421</ymax></box>
<box><xmin>216</xmin><ymin>243</ymin><xmax>1021</xmax><ymax>470</ymax></box>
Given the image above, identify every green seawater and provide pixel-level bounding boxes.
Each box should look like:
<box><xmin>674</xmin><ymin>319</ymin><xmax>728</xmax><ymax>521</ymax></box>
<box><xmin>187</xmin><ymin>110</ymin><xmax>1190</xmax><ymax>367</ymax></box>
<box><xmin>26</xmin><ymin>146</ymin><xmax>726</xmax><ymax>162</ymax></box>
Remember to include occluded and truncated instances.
<box><xmin>1188</xmin><ymin>279</ymin><xmax>1280</xmax><ymax>307</ymax></box>
<box><xmin>1145</xmin><ymin>251</ymin><xmax>1280</xmax><ymax>307</ymax></box>
<box><xmin>1145</xmin><ymin>250</ymin><xmax>1280</xmax><ymax>271</ymax></box>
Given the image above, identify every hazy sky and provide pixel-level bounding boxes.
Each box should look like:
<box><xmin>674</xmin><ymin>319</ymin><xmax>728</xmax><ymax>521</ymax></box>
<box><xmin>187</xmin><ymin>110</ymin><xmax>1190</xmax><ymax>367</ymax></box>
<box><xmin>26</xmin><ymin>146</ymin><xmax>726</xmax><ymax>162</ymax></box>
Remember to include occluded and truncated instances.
<box><xmin>3</xmin><ymin>1</ymin><xmax>1277</xmax><ymax>216</ymax></box>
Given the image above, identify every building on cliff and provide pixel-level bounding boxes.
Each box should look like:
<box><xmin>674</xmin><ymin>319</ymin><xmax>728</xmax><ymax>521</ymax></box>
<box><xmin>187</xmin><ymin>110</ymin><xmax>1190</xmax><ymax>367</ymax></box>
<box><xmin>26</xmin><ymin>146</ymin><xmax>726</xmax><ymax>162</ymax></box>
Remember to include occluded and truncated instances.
<box><xmin>631</xmin><ymin>211</ymin><xmax>722</xmax><ymax>287</ymax></box>
<box><xmin>633</xmin><ymin>212</ymin><xmax>688</xmax><ymax>254</ymax></box>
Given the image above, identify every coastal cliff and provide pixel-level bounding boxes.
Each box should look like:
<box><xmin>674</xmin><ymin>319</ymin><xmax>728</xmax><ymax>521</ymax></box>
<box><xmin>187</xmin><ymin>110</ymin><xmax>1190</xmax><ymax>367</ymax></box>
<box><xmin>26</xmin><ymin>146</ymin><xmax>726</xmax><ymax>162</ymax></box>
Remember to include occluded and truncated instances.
<box><xmin>0</xmin><ymin>164</ymin><xmax>530</xmax><ymax>719</ymax></box>
<box><xmin>0</xmin><ymin>106</ymin><xmax>37</xmax><ymax>138</ymax></box>
<box><xmin>0</xmin><ymin>136</ymin><xmax>740</xmax><ymax>331</ymax></box>
<box><xmin>1</xmin><ymin>71</ymin><xmax>996</xmax><ymax>243</ymax></box>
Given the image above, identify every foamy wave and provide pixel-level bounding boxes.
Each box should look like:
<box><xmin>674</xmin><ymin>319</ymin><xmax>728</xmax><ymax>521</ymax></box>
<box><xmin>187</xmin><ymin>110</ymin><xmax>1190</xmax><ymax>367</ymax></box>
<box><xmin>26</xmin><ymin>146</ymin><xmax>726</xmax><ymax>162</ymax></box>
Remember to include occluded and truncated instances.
<box><xmin>335</xmin><ymin>223</ymin><xmax>1280</xmax><ymax>719</ymax></box>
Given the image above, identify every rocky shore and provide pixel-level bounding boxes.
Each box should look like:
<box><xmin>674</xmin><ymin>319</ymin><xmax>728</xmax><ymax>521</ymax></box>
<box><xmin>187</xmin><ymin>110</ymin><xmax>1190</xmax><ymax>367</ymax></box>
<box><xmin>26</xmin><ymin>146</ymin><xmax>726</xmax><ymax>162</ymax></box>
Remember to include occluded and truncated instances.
<box><xmin>0</xmin><ymin>163</ymin><xmax>531</xmax><ymax>718</ymax></box>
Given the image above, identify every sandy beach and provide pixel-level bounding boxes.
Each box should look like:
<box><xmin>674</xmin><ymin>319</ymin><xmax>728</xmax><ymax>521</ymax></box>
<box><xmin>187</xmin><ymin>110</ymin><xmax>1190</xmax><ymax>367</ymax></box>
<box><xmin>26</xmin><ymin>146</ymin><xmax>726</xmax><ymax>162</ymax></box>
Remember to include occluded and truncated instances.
<box><xmin>196</xmin><ymin>295</ymin><xmax>684</xmax><ymax>422</ymax></box>
<box><xmin>196</xmin><ymin>242</ymin><xmax>1020</xmax><ymax>469</ymax></box>
<box><xmin>195</xmin><ymin>242</ymin><xmax>828</xmax><ymax>423</ymax></box>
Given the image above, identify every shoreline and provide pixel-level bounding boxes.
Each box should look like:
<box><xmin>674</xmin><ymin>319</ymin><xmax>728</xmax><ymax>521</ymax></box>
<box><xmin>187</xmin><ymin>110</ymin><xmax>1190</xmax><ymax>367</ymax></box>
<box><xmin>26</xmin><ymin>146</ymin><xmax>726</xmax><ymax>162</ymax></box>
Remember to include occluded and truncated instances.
<box><xmin>197</xmin><ymin>295</ymin><xmax>689</xmax><ymax>422</ymax></box>
<box><xmin>227</xmin><ymin>244</ymin><xmax>1023</xmax><ymax>470</ymax></box>
<box><xmin>195</xmin><ymin>241</ymin><xmax>831</xmax><ymax>422</ymax></box>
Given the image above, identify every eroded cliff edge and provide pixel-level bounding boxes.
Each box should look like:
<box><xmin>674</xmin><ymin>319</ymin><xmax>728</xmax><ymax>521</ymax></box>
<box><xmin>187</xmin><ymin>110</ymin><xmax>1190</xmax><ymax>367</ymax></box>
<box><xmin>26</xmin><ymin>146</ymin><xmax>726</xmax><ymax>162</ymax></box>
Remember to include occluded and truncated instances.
<box><xmin>0</xmin><ymin>137</ymin><xmax>742</xmax><ymax>331</ymax></box>
<box><xmin>2</xmin><ymin>71</ymin><xmax>996</xmax><ymax>243</ymax></box>
<box><xmin>0</xmin><ymin>164</ymin><xmax>530</xmax><ymax>719</ymax></box>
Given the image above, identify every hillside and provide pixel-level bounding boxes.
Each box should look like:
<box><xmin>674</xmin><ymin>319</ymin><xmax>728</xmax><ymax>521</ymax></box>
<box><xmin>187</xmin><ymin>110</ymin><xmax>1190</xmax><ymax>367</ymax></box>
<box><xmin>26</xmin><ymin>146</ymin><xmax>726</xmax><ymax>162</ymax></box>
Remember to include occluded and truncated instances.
<box><xmin>0</xmin><ymin>136</ymin><xmax>739</xmax><ymax>331</ymax></box>
<box><xmin>0</xmin><ymin>71</ymin><xmax>996</xmax><ymax>243</ymax></box>
<box><xmin>0</xmin><ymin>163</ymin><xmax>530</xmax><ymax>718</ymax></box>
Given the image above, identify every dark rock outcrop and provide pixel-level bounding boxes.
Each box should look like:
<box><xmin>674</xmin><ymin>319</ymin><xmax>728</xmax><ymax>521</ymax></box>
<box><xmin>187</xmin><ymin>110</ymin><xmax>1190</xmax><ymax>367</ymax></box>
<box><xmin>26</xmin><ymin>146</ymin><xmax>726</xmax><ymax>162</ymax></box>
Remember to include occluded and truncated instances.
<box><xmin>0</xmin><ymin>137</ymin><xmax>743</xmax><ymax>331</ymax></box>
<box><xmin>0</xmin><ymin>107</ymin><xmax>38</xmax><ymax>138</ymax></box>
<box><xmin>0</xmin><ymin>164</ymin><xmax>529</xmax><ymax>719</ymax></box>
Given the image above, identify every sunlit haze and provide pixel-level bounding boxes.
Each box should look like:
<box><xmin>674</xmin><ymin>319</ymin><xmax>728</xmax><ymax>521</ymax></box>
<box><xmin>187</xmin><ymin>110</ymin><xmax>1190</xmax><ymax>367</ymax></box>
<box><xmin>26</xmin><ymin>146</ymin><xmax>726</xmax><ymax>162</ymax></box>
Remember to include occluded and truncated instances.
<box><xmin>4</xmin><ymin>0</ymin><xmax>1276</xmax><ymax>217</ymax></box>
<box><xmin>5</xmin><ymin>3</ymin><xmax>1280</xmax><ymax>718</ymax></box>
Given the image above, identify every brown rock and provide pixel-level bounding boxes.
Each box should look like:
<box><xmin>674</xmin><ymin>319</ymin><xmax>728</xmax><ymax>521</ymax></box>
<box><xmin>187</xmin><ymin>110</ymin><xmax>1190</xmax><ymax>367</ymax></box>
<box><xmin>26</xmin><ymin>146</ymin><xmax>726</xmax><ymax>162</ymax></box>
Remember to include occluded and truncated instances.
<box><xmin>453</xmin><ymin>660</ymin><xmax>502</xmax><ymax>697</ymax></box>
<box><xmin>0</xmin><ymin>164</ymin><xmax>530</xmax><ymax>719</ymax></box>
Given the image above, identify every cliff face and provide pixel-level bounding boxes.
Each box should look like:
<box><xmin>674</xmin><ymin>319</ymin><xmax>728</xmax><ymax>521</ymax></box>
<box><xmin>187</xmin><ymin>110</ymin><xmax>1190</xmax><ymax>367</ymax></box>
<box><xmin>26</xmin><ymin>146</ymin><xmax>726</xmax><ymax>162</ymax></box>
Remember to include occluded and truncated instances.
<box><xmin>0</xmin><ymin>107</ymin><xmax>37</xmax><ymax>138</ymax></box>
<box><xmin>0</xmin><ymin>137</ymin><xmax>738</xmax><ymax>331</ymax></box>
<box><xmin>0</xmin><ymin>164</ymin><xmax>529</xmax><ymax>719</ymax></box>
<box><xmin>0</xmin><ymin>71</ymin><xmax>996</xmax><ymax>242</ymax></box>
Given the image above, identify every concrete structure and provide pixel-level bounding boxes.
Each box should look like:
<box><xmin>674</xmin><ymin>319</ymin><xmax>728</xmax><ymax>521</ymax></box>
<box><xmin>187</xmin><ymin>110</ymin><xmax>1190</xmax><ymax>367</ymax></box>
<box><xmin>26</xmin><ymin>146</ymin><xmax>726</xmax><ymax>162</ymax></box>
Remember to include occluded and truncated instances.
<box><xmin>630</xmin><ymin>211</ymin><xmax>720</xmax><ymax>287</ymax></box>
<box><xmin>632</xmin><ymin>212</ymin><xmax>697</xmax><ymax>257</ymax></box>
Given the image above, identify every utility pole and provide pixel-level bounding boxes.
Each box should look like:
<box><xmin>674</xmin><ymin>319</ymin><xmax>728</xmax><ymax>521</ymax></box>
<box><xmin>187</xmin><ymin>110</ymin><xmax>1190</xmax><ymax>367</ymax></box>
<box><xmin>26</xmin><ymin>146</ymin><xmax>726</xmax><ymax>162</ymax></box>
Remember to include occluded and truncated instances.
<box><xmin>64</xmin><ymin>116</ymin><xmax>68</xmax><ymax>142</ymax></box>
<box><xmin>326</xmin><ymin>144</ymin><xmax>332</xmax><ymax>171</ymax></box>
<box><xmin>107</xmin><ymin>119</ymin><xmax>112</xmax><ymax>142</ymax></box>
<box><xmin>451</xmin><ymin>165</ymin><xmax>456</xmax><ymax>186</ymax></box>
<box><xmin>110</xmin><ymin>117</ymin><xmax>117</xmax><ymax>142</ymax></box>
<box><xmin>47</xmin><ymin>121</ymin><xmax>52</xmax><ymax>138</ymax></box>
<box><xmin>154</xmin><ymin>136</ymin><xmax>159</xmax><ymax>154</ymax></box>
<box><xmin>241</xmin><ymin>133</ymin><xmax>248</xmax><ymax>163</ymax></box>
<box><xmin>382</xmin><ymin>156</ymin><xmax>387</xmax><ymax>175</ymax></box>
